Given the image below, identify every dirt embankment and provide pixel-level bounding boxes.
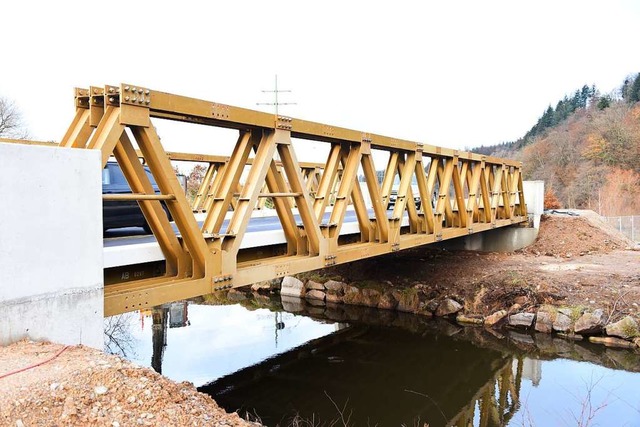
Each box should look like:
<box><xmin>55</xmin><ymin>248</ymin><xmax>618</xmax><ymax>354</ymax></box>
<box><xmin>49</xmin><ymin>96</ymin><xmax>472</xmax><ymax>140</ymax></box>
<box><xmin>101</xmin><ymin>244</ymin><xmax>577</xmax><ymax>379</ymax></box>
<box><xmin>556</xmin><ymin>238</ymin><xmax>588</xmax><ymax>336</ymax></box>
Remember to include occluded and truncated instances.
<box><xmin>0</xmin><ymin>341</ymin><xmax>256</xmax><ymax>427</ymax></box>
<box><xmin>313</xmin><ymin>211</ymin><xmax>639</xmax><ymax>319</ymax></box>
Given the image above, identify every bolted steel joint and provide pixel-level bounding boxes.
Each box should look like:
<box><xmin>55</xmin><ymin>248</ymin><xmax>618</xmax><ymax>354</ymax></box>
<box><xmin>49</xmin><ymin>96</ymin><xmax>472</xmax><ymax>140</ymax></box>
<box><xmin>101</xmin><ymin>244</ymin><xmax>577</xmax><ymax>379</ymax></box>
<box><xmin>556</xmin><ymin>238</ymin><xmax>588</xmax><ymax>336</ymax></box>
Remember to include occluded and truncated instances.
<box><xmin>276</xmin><ymin>116</ymin><xmax>293</xmax><ymax>130</ymax></box>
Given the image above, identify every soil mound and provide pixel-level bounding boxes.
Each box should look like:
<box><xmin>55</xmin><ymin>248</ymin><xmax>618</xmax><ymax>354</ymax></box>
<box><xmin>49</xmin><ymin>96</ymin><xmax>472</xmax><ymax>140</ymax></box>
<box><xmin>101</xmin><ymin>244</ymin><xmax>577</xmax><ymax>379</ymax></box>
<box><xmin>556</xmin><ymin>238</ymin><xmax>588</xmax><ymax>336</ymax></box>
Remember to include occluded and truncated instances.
<box><xmin>521</xmin><ymin>212</ymin><xmax>632</xmax><ymax>258</ymax></box>
<box><xmin>0</xmin><ymin>341</ymin><xmax>254</xmax><ymax>427</ymax></box>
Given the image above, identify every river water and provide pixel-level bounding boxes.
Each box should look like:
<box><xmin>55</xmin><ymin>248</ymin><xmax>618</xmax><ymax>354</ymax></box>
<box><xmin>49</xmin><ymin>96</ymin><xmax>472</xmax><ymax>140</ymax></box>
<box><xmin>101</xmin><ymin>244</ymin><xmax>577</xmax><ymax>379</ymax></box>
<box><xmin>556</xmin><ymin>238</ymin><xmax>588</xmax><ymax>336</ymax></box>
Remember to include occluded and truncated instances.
<box><xmin>105</xmin><ymin>297</ymin><xmax>640</xmax><ymax>426</ymax></box>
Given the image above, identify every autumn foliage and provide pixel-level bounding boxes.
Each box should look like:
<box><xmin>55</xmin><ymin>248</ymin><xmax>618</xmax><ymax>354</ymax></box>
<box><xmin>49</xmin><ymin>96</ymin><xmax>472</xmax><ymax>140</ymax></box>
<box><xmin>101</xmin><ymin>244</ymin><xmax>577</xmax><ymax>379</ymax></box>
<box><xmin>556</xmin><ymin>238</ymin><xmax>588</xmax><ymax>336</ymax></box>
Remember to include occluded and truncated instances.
<box><xmin>598</xmin><ymin>168</ymin><xmax>640</xmax><ymax>216</ymax></box>
<box><xmin>544</xmin><ymin>189</ymin><xmax>562</xmax><ymax>209</ymax></box>
<box><xmin>477</xmin><ymin>76</ymin><xmax>640</xmax><ymax>216</ymax></box>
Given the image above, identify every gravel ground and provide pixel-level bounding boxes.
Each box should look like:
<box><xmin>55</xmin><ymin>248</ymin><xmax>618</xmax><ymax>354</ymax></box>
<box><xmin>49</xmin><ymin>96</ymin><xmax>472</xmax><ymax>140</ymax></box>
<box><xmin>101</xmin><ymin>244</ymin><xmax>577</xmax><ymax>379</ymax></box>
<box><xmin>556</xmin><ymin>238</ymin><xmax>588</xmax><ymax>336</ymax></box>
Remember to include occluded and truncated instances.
<box><xmin>0</xmin><ymin>341</ymin><xmax>257</xmax><ymax>427</ymax></box>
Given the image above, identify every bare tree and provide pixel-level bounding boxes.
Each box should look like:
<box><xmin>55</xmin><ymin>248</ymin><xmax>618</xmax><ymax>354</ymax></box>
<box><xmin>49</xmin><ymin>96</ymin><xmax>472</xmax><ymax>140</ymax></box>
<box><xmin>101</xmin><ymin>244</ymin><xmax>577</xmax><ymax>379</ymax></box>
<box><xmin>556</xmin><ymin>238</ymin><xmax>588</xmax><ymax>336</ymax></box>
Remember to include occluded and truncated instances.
<box><xmin>104</xmin><ymin>313</ymin><xmax>137</xmax><ymax>358</ymax></box>
<box><xmin>0</xmin><ymin>96</ymin><xmax>29</xmax><ymax>139</ymax></box>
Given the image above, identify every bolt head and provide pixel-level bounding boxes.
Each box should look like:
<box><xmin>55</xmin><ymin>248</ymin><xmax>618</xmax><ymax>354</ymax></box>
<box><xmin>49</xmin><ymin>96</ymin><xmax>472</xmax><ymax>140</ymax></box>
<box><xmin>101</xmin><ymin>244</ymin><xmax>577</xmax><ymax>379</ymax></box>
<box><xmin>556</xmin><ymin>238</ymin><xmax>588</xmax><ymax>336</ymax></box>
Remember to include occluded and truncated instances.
<box><xmin>108</xmin><ymin>97</ymin><xmax>115</xmax><ymax>102</ymax></box>
<box><xmin>124</xmin><ymin>86</ymin><xmax>130</xmax><ymax>91</ymax></box>
<box><xmin>125</xmin><ymin>96</ymin><xmax>130</xmax><ymax>101</ymax></box>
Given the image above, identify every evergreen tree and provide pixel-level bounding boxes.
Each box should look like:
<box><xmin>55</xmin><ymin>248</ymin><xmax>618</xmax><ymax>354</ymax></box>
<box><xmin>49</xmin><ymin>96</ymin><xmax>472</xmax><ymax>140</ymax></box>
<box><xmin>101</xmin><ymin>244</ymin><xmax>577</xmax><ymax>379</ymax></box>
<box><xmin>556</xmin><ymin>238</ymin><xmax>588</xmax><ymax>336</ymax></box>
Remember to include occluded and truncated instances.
<box><xmin>629</xmin><ymin>73</ymin><xmax>640</xmax><ymax>103</ymax></box>
<box><xmin>540</xmin><ymin>106</ymin><xmax>554</xmax><ymax>129</ymax></box>
<box><xmin>621</xmin><ymin>74</ymin><xmax>638</xmax><ymax>101</ymax></box>
<box><xmin>596</xmin><ymin>95</ymin><xmax>611</xmax><ymax>110</ymax></box>
<box><xmin>579</xmin><ymin>85</ymin><xmax>591</xmax><ymax>108</ymax></box>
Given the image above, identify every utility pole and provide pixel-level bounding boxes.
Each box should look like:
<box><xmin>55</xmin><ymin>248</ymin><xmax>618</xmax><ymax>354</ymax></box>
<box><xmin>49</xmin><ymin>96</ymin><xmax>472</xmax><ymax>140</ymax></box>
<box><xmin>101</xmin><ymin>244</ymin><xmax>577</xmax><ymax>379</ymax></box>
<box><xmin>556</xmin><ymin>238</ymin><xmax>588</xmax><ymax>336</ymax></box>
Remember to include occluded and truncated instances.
<box><xmin>257</xmin><ymin>75</ymin><xmax>296</xmax><ymax>116</ymax></box>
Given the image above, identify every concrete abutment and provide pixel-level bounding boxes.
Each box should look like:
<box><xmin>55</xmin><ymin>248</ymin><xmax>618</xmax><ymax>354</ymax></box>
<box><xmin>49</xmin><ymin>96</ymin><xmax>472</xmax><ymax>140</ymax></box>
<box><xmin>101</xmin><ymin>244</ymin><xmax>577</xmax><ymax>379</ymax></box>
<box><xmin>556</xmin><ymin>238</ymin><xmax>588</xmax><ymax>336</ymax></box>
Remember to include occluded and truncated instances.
<box><xmin>0</xmin><ymin>142</ymin><xmax>103</xmax><ymax>349</ymax></box>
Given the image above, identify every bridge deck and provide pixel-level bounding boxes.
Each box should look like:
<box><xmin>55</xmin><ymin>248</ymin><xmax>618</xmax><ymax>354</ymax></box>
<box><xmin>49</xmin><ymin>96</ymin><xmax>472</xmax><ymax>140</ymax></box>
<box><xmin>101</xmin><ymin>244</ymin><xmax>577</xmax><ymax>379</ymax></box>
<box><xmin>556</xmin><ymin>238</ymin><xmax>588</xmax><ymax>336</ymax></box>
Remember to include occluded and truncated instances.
<box><xmin>104</xmin><ymin>210</ymin><xmax>371</xmax><ymax>268</ymax></box>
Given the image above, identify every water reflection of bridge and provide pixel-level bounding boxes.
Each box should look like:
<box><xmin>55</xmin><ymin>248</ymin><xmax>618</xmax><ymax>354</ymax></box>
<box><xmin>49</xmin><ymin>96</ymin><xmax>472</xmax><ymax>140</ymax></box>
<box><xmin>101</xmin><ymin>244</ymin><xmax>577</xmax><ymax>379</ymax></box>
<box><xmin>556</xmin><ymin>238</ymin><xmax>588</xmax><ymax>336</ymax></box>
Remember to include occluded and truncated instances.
<box><xmin>197</xmin><ymin>320</ymin><xmax>522</xmax><ymax>426</ymax></box>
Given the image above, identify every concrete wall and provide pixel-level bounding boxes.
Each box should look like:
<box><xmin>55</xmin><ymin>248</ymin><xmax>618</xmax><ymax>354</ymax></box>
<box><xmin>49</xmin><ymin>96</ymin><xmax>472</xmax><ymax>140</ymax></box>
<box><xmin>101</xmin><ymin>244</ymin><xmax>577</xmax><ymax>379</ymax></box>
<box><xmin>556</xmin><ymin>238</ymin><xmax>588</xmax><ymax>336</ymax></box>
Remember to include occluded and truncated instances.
<box><xmin>523</xmin><ymin>180</ymin><xmax>545</xmax><ymax>229</ymax></box>
<box><xmin>0</xmin><ymin>142</ymin><xmax>103</xmax><ymax>349</ymax></box>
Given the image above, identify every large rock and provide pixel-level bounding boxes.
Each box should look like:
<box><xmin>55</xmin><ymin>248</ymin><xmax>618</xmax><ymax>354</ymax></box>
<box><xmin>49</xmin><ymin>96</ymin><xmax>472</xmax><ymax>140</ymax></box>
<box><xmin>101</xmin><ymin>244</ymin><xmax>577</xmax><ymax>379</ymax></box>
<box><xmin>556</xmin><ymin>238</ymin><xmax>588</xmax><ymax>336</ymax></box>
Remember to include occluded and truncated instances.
<box><xmin>305</xmin><ymin>289</ymin><xmax>326</xmax><ymax>302</ymax></box>
<box><xmin>552</xmin><ymin>308</ymin><xmax>574</xmax><ymax>333</ymax></box>
<box><xmin>574</xmin><ymin>309</ymin><xmax>606</xmax><ymax>335</ymax></box>
<box><xmin>250</xmin><ymin>282</ymin><xmax>270</xmax><ymax>292</ymax></box>
<box><xmin>435</xmin><ymin>299</ymin><xmax>463</xmax><ymax>317</ymax></box>
<box><xmin>378</xmin><ymin>292</ymin><xmax>398</xmax><ymax>310</ymax></box>
<box><xmin>280</xmin><ymin>276</ymin><xmax>304</xmax><ymax>298</ymax></box>
<box><xmin>392</xmin><ymin>290</ymin><xmax>420</xmax><ymax>313</ymax></box>
<box><xmin>456</xmin><ymin>314</ymin><xmax>483</xmax><ymax>325</ymax></box>
<box><xmin>324</xmin><ymin>280</ymin><xmax>344</xmax><ymax>304</ymax></box>
<box><xmin>606</xmin><ymin>316</ymin><xmax>640</xmax><ymax>340</ymax></box>
<box><xmin>508</xmin><ymin>312</ymin><xmax>536</xmax><ymax>328</ymax></box>
<box><xmin>305</xmin><ymin>280</ymin><xmax>325</xmax><ymax>291</ymax></box>
<box><xmin>485</xmin><ymin>310</ymin><xmax>508</xmax><ymax>327</ymax></box>
<box><xmin>324</xmin><ymin>280</ymin><xmax>345</xmax><ymax>293</ymax></box>
<box><xmin>361</xmin><ymin>288</ymin><xmax>382</xmax><ymax>308</ymax></box>
<box><xmin>535</xmin><ymin>307</ymin><xmax>556</xmax><ymax>333</ymax></box>
<box><xmin>325</xmin><ymin>292</ymin><xmax>343</xmax><ymax>304</ymax></box>
<box><xmin>425</xmin><ymin>299</ymin><xmax>439</xmax><ymax>313</ymax></box>
<box><xmin>342</xmin><ymin>284</ymin><xmax>365</xmax><ymax>305</ymax></box>
<box><xmin>251</xmin><ymin>278</ymin><xmax>281</xmax><ymax>292</ymax></box>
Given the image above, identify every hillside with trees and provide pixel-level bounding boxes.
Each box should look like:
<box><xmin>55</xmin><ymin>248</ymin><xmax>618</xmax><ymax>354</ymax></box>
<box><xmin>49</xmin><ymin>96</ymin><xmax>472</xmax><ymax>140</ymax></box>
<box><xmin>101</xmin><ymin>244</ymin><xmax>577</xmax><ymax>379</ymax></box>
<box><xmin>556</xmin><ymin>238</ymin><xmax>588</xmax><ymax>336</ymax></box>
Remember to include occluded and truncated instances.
<box><xmin>473</xmin><ymin>75</ymin><xmax>640</xmax><ymax>216</ymax></box>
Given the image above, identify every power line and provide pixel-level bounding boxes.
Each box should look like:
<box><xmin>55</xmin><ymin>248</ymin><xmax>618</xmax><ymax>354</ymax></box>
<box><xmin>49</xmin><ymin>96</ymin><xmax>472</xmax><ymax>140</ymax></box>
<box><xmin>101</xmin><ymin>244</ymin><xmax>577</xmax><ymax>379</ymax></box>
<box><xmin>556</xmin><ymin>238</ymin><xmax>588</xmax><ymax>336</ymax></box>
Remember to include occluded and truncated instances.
<box><xmin>257</xmin><ymin>75</ymin><xmax>297</xmax><ymax>116</ymax></box>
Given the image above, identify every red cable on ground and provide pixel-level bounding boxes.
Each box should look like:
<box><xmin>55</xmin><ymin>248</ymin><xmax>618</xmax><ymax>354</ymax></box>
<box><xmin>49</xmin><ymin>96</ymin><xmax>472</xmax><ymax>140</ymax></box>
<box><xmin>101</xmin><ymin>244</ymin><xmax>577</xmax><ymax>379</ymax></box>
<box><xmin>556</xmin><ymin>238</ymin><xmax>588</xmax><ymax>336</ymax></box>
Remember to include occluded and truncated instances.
<box><xmin>0</xmin><ymin>345</ymin><xmax>70</xmax><ymax>380</ymax></box>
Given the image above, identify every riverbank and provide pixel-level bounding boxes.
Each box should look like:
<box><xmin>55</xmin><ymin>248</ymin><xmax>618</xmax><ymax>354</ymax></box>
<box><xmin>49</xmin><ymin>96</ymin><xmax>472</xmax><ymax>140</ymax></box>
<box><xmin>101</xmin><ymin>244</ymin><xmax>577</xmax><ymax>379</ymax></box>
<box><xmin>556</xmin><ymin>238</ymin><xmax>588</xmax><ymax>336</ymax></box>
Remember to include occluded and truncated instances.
<box><xmin>266</xmin><ymin>211</ymin><xmax>639</xmax><ymax>349</ymax></box>
<box><xmin>0</xmin><ymin>341</ymin><xmax>257</xmax><ymax>426</ymax></box>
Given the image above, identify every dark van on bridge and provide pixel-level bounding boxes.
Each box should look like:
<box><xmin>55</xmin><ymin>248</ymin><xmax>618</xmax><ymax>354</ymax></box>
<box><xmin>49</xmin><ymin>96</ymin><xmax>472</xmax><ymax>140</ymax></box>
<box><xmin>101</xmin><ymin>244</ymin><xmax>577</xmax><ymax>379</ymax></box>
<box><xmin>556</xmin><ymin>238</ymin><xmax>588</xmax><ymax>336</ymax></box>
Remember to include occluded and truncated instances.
<box><xmin>102</xmin><ymin>161</ymin><xmax>172</xmax><ymax>233</ymax></box>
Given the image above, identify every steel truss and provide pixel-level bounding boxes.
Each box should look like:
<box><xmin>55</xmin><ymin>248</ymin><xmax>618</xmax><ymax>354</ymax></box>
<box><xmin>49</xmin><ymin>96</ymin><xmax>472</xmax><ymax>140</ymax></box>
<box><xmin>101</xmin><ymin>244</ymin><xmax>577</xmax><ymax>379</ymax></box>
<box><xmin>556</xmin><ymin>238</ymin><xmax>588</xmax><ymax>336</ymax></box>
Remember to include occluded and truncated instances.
<box><xmin>60</xmin><ymin>85</ymin><xmax>527</xmax><ymax>316</ymax></box>
<box><xmin>449</xmin><ymin>357</ymin><xmax>521</xmax><ymax>426</ymax></box>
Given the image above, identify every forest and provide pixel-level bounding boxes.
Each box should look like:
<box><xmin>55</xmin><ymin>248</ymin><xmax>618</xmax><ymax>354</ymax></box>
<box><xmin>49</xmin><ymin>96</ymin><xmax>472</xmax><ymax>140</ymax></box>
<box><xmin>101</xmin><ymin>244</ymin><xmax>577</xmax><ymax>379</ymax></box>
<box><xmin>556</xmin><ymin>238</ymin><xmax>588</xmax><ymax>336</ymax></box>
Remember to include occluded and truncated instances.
<box><xmin>473</xmin><ymin>74</ymin><xmax>640</xmax><ymax>216</ymax></box>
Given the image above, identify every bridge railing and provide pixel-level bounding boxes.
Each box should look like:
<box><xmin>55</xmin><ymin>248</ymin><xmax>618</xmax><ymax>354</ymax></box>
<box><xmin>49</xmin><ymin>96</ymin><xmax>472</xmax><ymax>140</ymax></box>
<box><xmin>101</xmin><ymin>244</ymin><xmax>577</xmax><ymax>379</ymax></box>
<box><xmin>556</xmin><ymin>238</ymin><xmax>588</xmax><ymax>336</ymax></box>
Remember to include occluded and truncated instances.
<box><xmin>59</xmin><ymin>84</ymin><xmax>527</xmax><ymax>315</ymax></box>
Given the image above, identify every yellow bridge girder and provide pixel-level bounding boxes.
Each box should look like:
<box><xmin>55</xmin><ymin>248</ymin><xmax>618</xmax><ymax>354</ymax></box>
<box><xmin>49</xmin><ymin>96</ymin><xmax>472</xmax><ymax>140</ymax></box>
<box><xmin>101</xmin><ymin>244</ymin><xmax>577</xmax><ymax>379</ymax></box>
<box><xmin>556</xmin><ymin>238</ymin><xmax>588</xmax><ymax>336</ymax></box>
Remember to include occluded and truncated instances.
<box><xmin>53</xmin><ymin>84</ymin><xmax>527</xmax><ymax>316</ymax></box>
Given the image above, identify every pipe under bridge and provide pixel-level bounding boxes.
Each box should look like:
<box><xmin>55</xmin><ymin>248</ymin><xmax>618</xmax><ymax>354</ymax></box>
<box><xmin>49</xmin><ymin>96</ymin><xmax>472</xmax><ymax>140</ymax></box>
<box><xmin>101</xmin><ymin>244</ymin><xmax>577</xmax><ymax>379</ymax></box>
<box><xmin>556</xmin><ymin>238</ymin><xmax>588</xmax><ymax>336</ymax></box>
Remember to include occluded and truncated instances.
<box><xmin>58</xmin><ymin>84</ymin><xmax>527</xmax><ymax>316</ymax></box>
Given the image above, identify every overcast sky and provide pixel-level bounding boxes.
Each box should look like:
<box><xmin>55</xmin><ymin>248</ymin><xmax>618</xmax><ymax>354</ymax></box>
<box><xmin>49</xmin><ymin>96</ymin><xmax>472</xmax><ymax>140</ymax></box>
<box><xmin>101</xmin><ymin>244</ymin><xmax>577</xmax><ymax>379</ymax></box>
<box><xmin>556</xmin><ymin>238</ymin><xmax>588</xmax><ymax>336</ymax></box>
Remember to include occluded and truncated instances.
<box><xmin>3</xmin><ymin>0</ymin><xmax>640</xmax><ymax>156</ymax></box>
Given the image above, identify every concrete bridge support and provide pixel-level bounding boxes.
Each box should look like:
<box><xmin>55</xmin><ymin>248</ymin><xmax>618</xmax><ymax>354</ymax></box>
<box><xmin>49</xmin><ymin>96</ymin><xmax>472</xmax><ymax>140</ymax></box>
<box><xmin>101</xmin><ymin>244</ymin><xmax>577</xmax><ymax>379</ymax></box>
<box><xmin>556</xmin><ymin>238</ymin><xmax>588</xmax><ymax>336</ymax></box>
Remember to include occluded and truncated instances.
<box><xmin>442</xmin><ymin>180</ymin><xmax>544</xmax><ymax>252</ymax></box>
<box><xmin>0</xmin><ymin>142</ymin><xmax>103</xmax><ymax>349</ymax></box>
